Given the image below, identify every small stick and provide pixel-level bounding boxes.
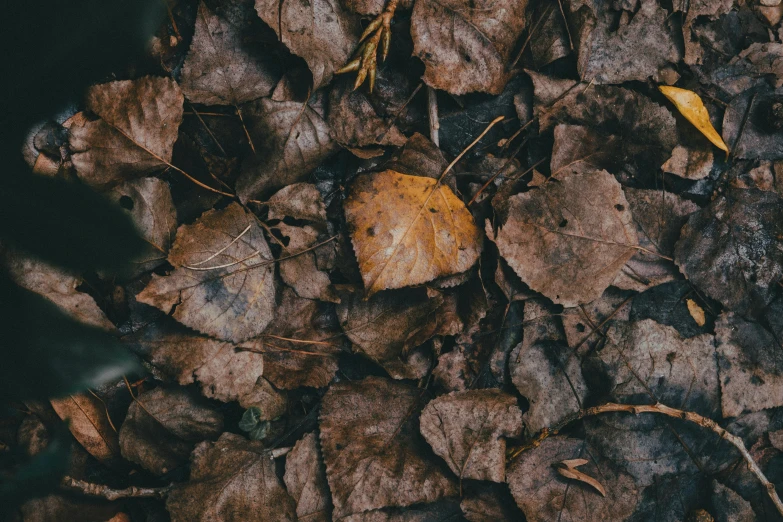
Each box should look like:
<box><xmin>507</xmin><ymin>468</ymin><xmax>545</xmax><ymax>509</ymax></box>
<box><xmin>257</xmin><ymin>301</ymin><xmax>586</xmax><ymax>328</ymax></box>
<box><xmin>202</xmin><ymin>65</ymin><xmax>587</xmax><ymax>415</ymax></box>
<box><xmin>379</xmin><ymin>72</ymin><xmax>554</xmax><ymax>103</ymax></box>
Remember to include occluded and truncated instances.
<box><xmin>61</xmin><ymin>476</ymin><xmax>171</xmax><ymax>501</ymax></box>
<box><xmin>507</xmin><ymin>402</ymin><xmax>783</xmax><ymax>517</ymax></box>
<box><xmin>427</xmin><ymin>86</ymin><xmax>440</xmax><ymax>146</ymax></box>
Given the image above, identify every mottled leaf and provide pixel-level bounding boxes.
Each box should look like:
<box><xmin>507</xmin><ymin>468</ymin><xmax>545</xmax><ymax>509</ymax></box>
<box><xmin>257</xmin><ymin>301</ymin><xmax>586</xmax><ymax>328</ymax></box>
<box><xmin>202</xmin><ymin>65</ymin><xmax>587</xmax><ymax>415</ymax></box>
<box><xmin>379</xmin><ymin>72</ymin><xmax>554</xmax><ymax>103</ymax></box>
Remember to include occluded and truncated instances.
<box><xmin>284</xmin><ymin>432</ymin><xmax>331</xmax><ymax>522</ymax></box>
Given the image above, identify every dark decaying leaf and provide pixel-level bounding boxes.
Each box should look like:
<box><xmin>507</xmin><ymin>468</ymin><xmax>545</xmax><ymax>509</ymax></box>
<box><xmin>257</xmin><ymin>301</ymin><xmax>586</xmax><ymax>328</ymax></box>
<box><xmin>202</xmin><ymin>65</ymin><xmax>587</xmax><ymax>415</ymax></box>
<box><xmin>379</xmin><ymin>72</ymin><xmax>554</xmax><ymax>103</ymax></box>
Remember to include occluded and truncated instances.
<box><xmin>565</xmin><ymin>0</ymin><xmax>682</xmax><ymax>84</ymax></box>
<box><xmin>411</xmin><ymin>0</ymin><xmax>527</xmax><ymax>95</ymax></box>
<box><xmin>339</xmin><ymin>501</ymin><xmax>462</xmax><ymax>522</ymax></box>
<box><xmin>69</xmin><ymin>76</ymin><xmax>184</xmax><ymax>187</ymax></box>
<box><xmin>118</xmin><ymin>386</ymin><xmax>223</xmax><ymax>475</ymax></box>
<box><xmin>506</xmin><ymin>437</ymin><xmax>639</xmax><ymax>522</ymax></box>
<box><xmin>336</xmin><ymin>288</ymin><xmax>462</xmax><ymax>379</ymax></box>
<box><xmin>674</xmin><ymin>187</ymin><xmax>783</xmax><ymax>317</ymax></box>
<box><xmin>509</xmin><ymin>298</ymin><xmax>587</xmax><ymax>433</ymax></box>
<box><xmin>180</xmin><ymin>1</ymin><xmax>278</xmax><ymax>105</ymax></box>
<box><xmin>419</xmin><ymin>389</ymin><xmax>522</xmax><ymax>482</ymax></box>
<box><xmin>166</xmin><ymin>433</ymin><xmax>297</xmax><ymax>522</ymax></box>
<box><xmin>319</xmin><ymin>377</ymin><xmax>457</xmax><ymax>518</ymax></box>
<box><xmin>629</xmin><ymin>281</ymin><xmax>717</xmax><ymax>339</ymax></box>
<box><xmin>527</xmin><ymin>0</ymin><xmax>571</xmax><ymax>68</ymax></box>
<box><xmin>560</xmin><ymin>286</ymin><xmax>632</xmax><ymax>353</ymax></box>
<box><xmin>715</xmin><ymin>311</ymin><xmax>783</xmax><ymax>418</ymax></box>
<box><xmin>255</xmin><ymin>0</ymin><xmax>359</xmax><ymax>89</ymax></box>
<box><xmin>137</xmin><ymin>202</ymin><xmax>276</xmax><ymax>343</ymax></box>
<box><xmin>491</xmin><ymin>166</ymin><xmax>637</xmax><ymax>307</ymax></box>
<box><xmin>460</xmin><ymin>483</ymin><xmax>524</xmax><ymax>522</ymax></box>
<box><xmin>236</xmin><ymin>98</ymin><xmax>338</xmax><ymax>201</ymax></box>
<box><xmin>284</xmin><ymin>432</ymin><xmax>331</xmax><ymax>522</ymax></box>
<box><xmin>662</xmin><ymin>145</ymin><xmax>714</xmax><ymax>180</ymax></box>
<box><xmin>266</xmin><ymin>182</ymin><xmax>327</xmax><ymax>223</ymax></box>
<box><xmin>722</xmin><ymin>86</ymin><xmax>783</xmax><ymax>161</ymax></box>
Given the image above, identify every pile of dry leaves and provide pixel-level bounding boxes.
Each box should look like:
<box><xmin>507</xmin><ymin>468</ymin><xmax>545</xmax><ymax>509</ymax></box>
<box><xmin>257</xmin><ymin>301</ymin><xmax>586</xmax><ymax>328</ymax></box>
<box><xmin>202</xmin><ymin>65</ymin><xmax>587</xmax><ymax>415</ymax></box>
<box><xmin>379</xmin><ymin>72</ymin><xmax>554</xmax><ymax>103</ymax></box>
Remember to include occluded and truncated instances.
<box><xmin>5</xmin><ymin>0</ymin><xmax>783</xmax><ymax>520</ymax></box>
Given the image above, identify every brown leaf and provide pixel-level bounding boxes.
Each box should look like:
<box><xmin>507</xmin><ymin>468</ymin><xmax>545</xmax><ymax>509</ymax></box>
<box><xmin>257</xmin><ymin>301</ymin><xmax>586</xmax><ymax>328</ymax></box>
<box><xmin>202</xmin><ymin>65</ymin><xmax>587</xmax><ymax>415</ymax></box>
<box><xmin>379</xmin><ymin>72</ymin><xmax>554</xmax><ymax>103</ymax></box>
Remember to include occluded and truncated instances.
<box><xmin>659</xmin><ymin>86</ymin><xmax>729</xmax><ymax>153</ymax></box>
<box><xmin>328</xmin><ymin>78</ymin><xmax>407</xmax><ymax>149</ymax></box>
<box><xmin>319</xmin><ymin>377</ymin><xmax>457</xmax><ymax>518</ymax></box>
<box><xmin>716</xmin><ymin>312</ymin><xmax>783</xmax><ymax>418</ymax></box>
<box><xmin>509</xmin><ymin>298</ymin><xmax>587</xmax><ymax>433</ymax></box>
<box><xmin>490</xmin><ymin>167</ymin><xmax>638</xmax><ymax>307</ymax></box>
<box><xmin>342</xmin><ymin>0</ymin><xmax>412</xmax><ymax>16</ymax></box>
<box><xmin>107</xmin><ymin>177</ymin><xmax>177</xmax><ymax>277</ymax></box>
<box><xmin>460</xmin><ymin>484</ymin><xmax>524</xmax><ymax>522</ymax></box>
<box><xmin>166</xmin><ymin>433</ymin><xmax>297</xmax><ymax>522</ymax></box>
<box><xmin>662</xmin><ymin>145</ymin><xmax>714</xmax><ymax>180</ymax></box>
<box><xmin>722</xmin><ymin>86</ymin><xmax>783</xmax><ymax>161</ymax></box>
<box><xmin>50</xmin><ymin>393</ymin><xmax>120</xmax><ymax>465</ymax></box>
<box><xmin>4</xmin><ymin>253</ymin><xmax>115</xmax><ymax>331</ymax></box>
<box><xmin>255</xmin><ymin>0</ymin><xmax>359</xmax><ymax>89</ymax></box>
<box><xmin>137</xmin><ymin>202</ymin><xmax>276</xmax><ymax>343</ymax></box>
<box><xmin>612</xmin><ymin>187</ymin><xmax>698</xmax><ymax>293</ymax></box>
<box><xmin>267</xmin><ymin>182</ymin><xmax>327</xmax><ymax>223</ymax></box>
<box><xmin>345</xmin><ymin>170</ymin><xmax>482</xmax><ymax>295</ymax></box>
<box><xmin>506</xmin><ymin>437</ymin><xmax>639</xmax><ymax>522</ymax></box>
<box><xmin>567</xmin><ymin>0</ymin><xmax>682</xmax><ymax>84</ymax></box>
<box><xmin>69</xmin><ymin>76</ymin><xmax>184</xmax><ymax>187</ymax></box>
<box><xmin>674</xmin><ymin>188</ymin><xmax>783</xmax><ymax>317</ymax></box>
<box><xmin>118</xmin><ymin>386</ymin><xmax>223</xmax><ymax>475</ymax></box>
<box><xmin>340</xmin><ymin>501</ymin><xmax>462</xmax><ymax>522</ymax></box>
<box><xmin>555</xmin><ymin>458</ymin><xmax>606</xmax><ymax>497</ymax></box>
<box><xmin>411</xmin><ymin>0</ymin><xmax>527</xmax><ymax>95</ymax></box>
<box><xmin>180</xmin><ymin>1</ymin><xmax>278</xmax><ymax>105</ymax></box>
<box><xmin>284</xmin><ymin>432</ymin><xmax>332</xmax><ymax>522</ymax></box>
<box><xmin>236</xmin><ymin>98</ymin><xmax>338</xmax><ymax>201</ymax></box>
<box><xmin>432</xmin><ymin>348</ymin><xmax>473</xmax><ymax>392</ymax></box>
<box><xmin>274</xmin><ymin>223</ymin><xmax>339</xmax><ymax>302</ymax></box>
<box><xmin>419</xmin><ymin>389</ymin><xmax>522</xmax><ymax>482</ymax></box>
<box><xmin>560</xmin><ymin>287</ymin><xmax>632</xmax><ymax>353</ymax></box>
<box><xmin>336</xmin><ymin>288</ymin><xmax>462</xmax><ymax>379</ymax></box>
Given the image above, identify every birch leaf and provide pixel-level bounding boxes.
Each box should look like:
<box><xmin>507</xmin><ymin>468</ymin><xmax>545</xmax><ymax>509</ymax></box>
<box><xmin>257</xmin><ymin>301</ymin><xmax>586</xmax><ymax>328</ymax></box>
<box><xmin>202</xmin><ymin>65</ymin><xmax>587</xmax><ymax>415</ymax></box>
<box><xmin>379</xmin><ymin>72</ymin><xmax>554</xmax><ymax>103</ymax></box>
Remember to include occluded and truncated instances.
<box><xmin>658</xmin><ymin>86</ymin><xmax>729</xmax><ymax>153</ymax></box>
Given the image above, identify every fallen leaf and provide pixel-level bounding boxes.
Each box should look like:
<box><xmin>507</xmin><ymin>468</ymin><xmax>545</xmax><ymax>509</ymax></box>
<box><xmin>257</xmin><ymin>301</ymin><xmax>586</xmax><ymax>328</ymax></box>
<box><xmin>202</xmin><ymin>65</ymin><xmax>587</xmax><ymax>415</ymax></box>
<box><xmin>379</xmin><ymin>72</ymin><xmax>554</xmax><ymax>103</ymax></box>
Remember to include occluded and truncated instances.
<box><xmin>107</xmin><ymin>177</ymin><xmax>177</xmax><ymax>277</ymax></box>
<box><xmin>255</xmin><ymin>0</ymin><xmax>359</xmax><ymax>89</ymax></box>
<box><xmin>266</xmin><ymin>182</ymin><xmax>327</xmax><ymax>224</ymax></box>
<box><xmin>4</xmin><ymin>253</ymin><xmax>115</xmax><ymax>331</ymax></box>
<box><xmin>506</xmin><ymin>437</ymin><xmax>639</xmax><ymax>522</ymax></box>
<box><xmin>555</xmin><ymin>458</ymin><xmax>606</xmax><ymax>497</ymax></box>
<box><xmin>662</xmin><ymin>145</ymin><xmax>714</xmax><ymax>180</ymax></box>
<box><xmin>336</xmin><ymin>287</ymin><xmax>462</xmax><ymax>379</ymax></box>
<box><xmin>711</xmin><ymin>480</ymin><xmax>756</xmax><ymax>522</ymax></box>
<box><xmin>180</xmin><ymin>1</ymin><xmax>278</xmax><ymax>105</ymax></box>
<box><xmin>319</xmin><ymin>377</ymin><xmax>457</xmax><ymax>518</ymax></box>
<box><xmin>566</xmin><ymin>1</ymin><xmax>682</xmax><ymax>84</ymax></box>
<box><xmin>658</xmin><ymin>86</ymin><xmax>729</xmax><ymax>154</ymax></box>
<box><xmin>411</xmin><ymin>0</ymin><xmax>527</xmax><ymax>94</ymax></box>
<box><xmin>509</xmin><ymin>298</ymin><xmax>587</xmax><ymax>432</ymax></box>
<box><xmin>166</xmin><ymin>433</ymin><xmax>297</xmax><ymax>522</ymax></box>
<box><xmin>50</xmin><ymin>393</ymin><xmax>120</xmax><ymax>465</ymax></box>
<box><xmin>118</xmin><ymin>386</ymin><xmax>223</xmax><ymax>475</ymax></box>
<box><xmin>677</xmin><ymin>0</ymin><xmax>735</xmax><ymax>66</ymax></box>
<box><xmin>459</xmin><ymin>483</ymin><xmax>525</xmax><ymax>522</ymax></box>
<box><xmin>236</xmin><ymin>98</ymin><xmax>338</xmax><ymax>201</ymax></box>
<box><xmin>491</xmin><ymin>166</ymin><xmax>638</xmax><ymax>306</ymax></box>
<box><xmin>527</xmin><ymin>0</ymin><xmax>571</xmax><ymax>68</ymax></box>
<box><xmin>274</xmin><ymin>222</ymin><xmax>339</xmax><ymax>302</ymax></box>
<box><xmin>716</xmin><ymin>311</ymin><xmax>783</xmax><ymax>418</ymax></box>
<box><xmin>722</xmin><ymin>86</ymin><xmax>783</xmax><ymax>160</ymax></box>
<box><xmin>432</xmin><ymin>348</ymin><xmax>473</xmax><ymax>392</ymax></box>
<box><xmin>344</xmin><ymin>170</ymin><xmax>482</xmax><ymax>295</ymax></box>
<box><xmin>630</xmin><ymin>281</ymin><xmax>716</xmax><ymax>339</ymax></box>
<box><xmin>419</xmin><ymin>389</ymin><xmax>522</xmax><ymax>482</ymax></box>
<box><xmin>69</xmin><ymin>76</ymin><xmax>184</xmax><ymax>187</ymax></box>
<box><xmin>686</xmin><ymin>299</ymin><xmax>706</xmax><ymax>327</ymax></box>
<box><xmin>284</xmin><ymin>432</ymin><xmax>331</xmax><ymax>522</ymax></box>
<box><xmin>340</xmin><ymin>501</ymin><xmax>462</xmax><ymax>522</ymax></box>
<box><xmin>674</xmin><ymin>188</ymin><xmax>783</xmax><ymax>317</ymax></box>
<box><xmin>560</xmin><ymin>287</ymin><xmax>633</xmax><ymax>353</ymax></box>
<box><xmin>137</xmin><ymin>202</ymin><xmax>276</xmax><ymax>343</ymax></box>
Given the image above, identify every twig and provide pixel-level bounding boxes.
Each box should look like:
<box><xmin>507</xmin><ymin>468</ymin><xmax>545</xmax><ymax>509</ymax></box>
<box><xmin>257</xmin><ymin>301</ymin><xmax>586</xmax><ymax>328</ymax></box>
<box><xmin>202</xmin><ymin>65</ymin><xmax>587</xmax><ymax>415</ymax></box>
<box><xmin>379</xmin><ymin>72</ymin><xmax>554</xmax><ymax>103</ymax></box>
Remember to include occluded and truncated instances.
<box><xmin>507</xmin><ymin>402</ymin><xmax>783</xmax><ymax>517</ymax></box>
<box><xmin>427</xmin><ymin>86</ymin><xmax>439</xmax><ymax>146</ymax></box>
<box><xmin>61</xmin><ymin>476</ymin><xmax>171</xmax><ymax>501</ymax></box>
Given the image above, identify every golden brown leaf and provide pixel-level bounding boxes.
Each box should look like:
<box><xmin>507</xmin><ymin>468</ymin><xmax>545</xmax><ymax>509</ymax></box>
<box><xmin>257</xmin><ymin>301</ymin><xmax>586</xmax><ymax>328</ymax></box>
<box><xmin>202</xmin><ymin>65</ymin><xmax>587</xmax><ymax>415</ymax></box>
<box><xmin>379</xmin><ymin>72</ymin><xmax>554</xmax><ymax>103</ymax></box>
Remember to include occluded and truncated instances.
<box><xmin>344</xmin><ymin>170</ymin><xmax>482</xmax><ymax>295</ymax></box>
<box><xmin>658</xmin><ymin>86</ymin><xmax>729</xmax><ymax>153</ymax></box>
<box><xmin>686</xmin><ymin>299</ymin><xmax>707</xmax><ymax>327</ymax></box>
<box><xmin>50</xmin><ymin>393</ymin><xmax>120</xmax><ymax>465</ymax></box>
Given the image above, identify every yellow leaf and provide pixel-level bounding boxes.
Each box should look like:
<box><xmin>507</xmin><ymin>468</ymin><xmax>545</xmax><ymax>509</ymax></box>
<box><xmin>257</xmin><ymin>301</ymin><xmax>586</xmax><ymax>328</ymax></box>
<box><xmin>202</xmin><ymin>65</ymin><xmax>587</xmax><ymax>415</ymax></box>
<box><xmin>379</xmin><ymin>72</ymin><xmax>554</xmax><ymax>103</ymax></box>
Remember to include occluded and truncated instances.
<box><xmin>344</xmin><ymin>170</ymin><xmax>482</xmax><ymax>295</ymax></box>
<box><xmin>658</xmin><ymin>86</ymin><xmax>729</xmax><ymax>153</ymax></box>
<box><xmin>686</xmin><ymin>298</ymin><xmax>706</xmax><ymax>327</ymax></box>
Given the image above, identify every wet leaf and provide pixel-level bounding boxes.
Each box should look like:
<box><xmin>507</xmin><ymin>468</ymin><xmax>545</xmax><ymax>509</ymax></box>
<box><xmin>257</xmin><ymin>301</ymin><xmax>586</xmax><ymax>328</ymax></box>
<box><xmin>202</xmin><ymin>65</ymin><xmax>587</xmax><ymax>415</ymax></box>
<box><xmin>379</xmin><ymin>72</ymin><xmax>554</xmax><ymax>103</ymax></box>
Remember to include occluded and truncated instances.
<box><xmin>180</xmin><ymin>1</ymin><xmax>278</xmax><ymax>105</ymax></box>
<box><xmin>118</xmin><ymin>386</ymin><xmax>223</xmax><ymax>475</ymax></box>
<box><xmin>658</xmin><ymin>86</ymin><xmax>729</xmax><ymax>154</ymax></box>
<box><xmin>284</xmin><ymin>432</ymin><xmax>332</xmax><ymax>522</ymax></box>
<box><xmin>69</xmin><ymin>76</ymin><xmax>184</xmax><ymax>187</ymax></box>
<box><xmin>137</xmin><ymin>202</ymin><xmax>276</xmax><ymax>343</ymax></box>
<box><xmin>319</xmin><ymin>377</ymin><xmax>457</xmax><ymax>518</ymax></box>
<box><xmin>411</xmin><ymin>0</ymin><xmax>527</xmax><ymax>95</ymax></box>
<box><xmin>490</xmin><ymin>166</ymin><xmax>638</xmax><ymax>307</ymax></box>
<box><xmin>419</xmin><ymin>389</ymin><xmax>522</xmax><ymax>482</ymax></box>
<box><xmin>344</xmin><ymin>170</ymin><xmax>482</xmax><ymax>295</ymax></box>
<box><xmin>166</xmin><ymin>433</ymin><xmax>297</xmax><ymax>522</ymax></box>
<box><xmin>50</xmin><ymin>393</ymin><xmax>120</xmax><ymax>465</ymax></box>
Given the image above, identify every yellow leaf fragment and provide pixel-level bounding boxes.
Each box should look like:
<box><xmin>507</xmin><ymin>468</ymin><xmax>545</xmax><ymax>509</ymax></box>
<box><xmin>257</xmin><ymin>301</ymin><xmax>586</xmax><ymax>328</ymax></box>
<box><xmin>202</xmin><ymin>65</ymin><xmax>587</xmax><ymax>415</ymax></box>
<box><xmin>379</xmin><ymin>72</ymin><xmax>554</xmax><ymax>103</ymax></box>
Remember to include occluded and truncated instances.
<box><xmin>686</xmin><ymin>298</ymin><xmax>706</xmax><ymax>327</ymax></box>
<box><xmin>556</xmin><ymin>458</ymin><xmax>607</xmax><ymax>497</ymax></box>
<box><xmin>344</xmin><ymin>170</ymin><xmax>482</xmax><ymax>295</ymax></box>
<box><xmin>658</xmin><ymin>86</ymin><xmax>729</xmax><ymax>153</ymax></box>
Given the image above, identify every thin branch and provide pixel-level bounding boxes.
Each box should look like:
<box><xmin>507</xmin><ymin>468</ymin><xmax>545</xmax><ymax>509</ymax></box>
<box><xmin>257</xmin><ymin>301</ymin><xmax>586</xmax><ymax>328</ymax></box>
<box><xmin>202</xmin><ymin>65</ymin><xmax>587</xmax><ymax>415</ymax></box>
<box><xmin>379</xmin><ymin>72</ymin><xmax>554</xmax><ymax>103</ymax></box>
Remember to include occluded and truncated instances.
<box><xmin>507</xmin><ymin>402</ymin><xmax>783</xmax><ymax>517</ymax></box>
<box><xmin>61</xmin><ymin>476</ymin><xmax>171</xmax><ymax>501</ymax></box>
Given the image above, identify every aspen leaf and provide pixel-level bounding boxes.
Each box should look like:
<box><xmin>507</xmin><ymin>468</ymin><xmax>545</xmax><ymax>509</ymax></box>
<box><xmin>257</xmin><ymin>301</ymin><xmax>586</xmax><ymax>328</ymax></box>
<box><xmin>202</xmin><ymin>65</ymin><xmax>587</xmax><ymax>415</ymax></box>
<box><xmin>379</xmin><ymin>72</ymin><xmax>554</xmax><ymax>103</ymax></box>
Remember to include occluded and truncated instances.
<box><xmin>344</xmin><ymin>170</ymin><xmax>482</xmax><ymax>295</ymax></box>
<box><xmin>658</xmin><ymin>86</ymin><xmax>729</xmax><ymax>153</ymax></box>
